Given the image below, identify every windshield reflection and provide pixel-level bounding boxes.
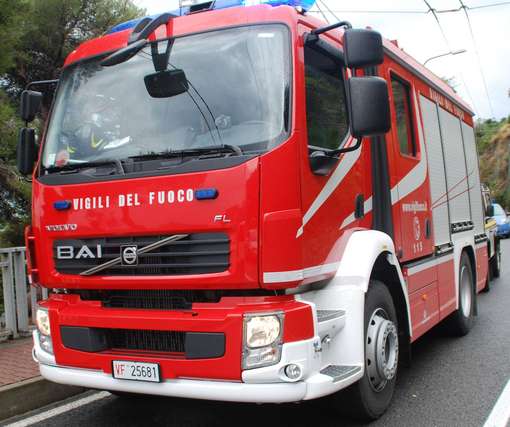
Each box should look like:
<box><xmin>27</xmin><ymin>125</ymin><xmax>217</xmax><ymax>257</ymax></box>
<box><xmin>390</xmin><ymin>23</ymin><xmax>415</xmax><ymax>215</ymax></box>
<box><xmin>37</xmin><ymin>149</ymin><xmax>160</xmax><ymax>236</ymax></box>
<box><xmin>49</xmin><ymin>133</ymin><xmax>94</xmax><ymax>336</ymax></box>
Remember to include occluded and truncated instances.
<box><xmin>42</xmin><ymin>25</ymin><xmax>291</xmax><ymax>171</ymax></box>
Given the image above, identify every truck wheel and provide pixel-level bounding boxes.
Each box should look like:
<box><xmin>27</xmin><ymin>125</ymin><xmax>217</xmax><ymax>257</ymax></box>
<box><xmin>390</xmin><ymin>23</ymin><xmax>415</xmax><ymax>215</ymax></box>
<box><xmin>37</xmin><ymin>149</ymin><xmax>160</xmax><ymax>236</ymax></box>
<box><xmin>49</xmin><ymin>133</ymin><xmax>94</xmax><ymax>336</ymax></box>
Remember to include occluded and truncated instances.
<box><xmin>446</xmin><ymin>253</ymin><xmax>475</xmax><ymax>336</ymax></box>
<box><xmin>491</xmin><ymin>242</ymin><xmax>501</xmax><ymax>279</ymax></box>
<box><xmin>483</xmin><ymin>249</ymin><xmax>492</xmax><ymax>293</ymax></box>
<box><xmin>341</xmin><ymin>281</ymin><xmax>399</xmax><ymax>421</ymax></box>
<box><xmin>482</xmin><ymin>269</ymin><xmax>490</xmax><ymax>293</ymax></box>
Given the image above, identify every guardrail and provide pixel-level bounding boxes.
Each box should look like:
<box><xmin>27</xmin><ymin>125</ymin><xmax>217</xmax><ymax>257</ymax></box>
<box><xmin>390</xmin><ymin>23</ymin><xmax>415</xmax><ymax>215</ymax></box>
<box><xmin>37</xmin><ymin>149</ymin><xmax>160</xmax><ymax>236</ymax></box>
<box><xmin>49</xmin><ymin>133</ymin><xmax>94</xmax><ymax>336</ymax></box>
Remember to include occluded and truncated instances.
<box><xmin>0</xmin><ymin>247</ymin><xmax>48</xmax><ymax>340</ymax></box>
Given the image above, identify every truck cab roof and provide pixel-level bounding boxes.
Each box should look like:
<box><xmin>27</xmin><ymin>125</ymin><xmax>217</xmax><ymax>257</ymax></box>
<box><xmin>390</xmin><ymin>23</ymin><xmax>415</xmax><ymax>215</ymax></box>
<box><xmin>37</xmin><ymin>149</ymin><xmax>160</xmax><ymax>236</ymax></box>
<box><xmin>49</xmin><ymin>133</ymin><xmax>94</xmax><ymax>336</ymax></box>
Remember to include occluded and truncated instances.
<box><xmin>63</xmin><ymin>3</ymin><xmax>473</xmax><ymax>120</ymax></box>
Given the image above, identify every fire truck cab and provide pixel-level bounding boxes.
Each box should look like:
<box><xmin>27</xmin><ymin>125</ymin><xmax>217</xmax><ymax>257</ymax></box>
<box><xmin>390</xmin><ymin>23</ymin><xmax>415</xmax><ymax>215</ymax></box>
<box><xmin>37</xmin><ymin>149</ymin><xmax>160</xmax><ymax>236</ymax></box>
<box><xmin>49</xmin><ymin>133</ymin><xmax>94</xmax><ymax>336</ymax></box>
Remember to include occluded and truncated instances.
<box><xmin>18</xmin><ymin>0</ymin><xmax>491</xmax><ymax>421</ymax></box>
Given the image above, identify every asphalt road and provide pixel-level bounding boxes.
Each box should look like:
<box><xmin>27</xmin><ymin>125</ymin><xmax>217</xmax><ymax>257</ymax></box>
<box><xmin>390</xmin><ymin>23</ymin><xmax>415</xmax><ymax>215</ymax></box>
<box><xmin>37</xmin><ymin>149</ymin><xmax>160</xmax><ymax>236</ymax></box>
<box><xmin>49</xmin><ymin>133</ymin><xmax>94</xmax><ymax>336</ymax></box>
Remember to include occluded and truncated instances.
<box><xmin>6</xmin><ymin>240</ymin><xmax>510</xmax><ymax>427</ymax></box>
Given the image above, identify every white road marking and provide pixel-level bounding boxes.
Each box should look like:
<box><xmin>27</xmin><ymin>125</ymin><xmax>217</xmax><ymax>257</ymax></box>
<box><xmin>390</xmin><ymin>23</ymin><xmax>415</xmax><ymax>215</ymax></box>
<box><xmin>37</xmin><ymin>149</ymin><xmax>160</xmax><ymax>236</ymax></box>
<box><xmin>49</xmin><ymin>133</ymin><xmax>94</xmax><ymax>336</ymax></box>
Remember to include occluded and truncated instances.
<box><xmin>5</xmin><ymin>391</ymin><xmax>110</xmax><ymax>427</ymax></box>
<box><xmin>483</xmin><ymin>379</ymin><xmax>510</xmax><ymax>427</ymax></box>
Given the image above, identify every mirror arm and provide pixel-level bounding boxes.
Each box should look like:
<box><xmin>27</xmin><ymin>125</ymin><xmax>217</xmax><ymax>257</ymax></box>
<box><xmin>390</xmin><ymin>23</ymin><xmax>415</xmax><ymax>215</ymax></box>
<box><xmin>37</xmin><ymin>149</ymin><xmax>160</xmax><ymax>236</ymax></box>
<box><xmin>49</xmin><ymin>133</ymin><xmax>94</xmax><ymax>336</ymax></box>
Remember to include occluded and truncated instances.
<box><xmin>128</xmin><ymin>17</ymin><xmax>153</xmax><ymax>44</ymax></box>
<box><xmin>332</xmin><ymin>138</ymin><xmax>362</xmax><ymax>156</ymax></box>
<box><xmin>307</xmin><ymin>21</ymin><xmax>352</xmax><ymax>44</ymax></box>
<box><xmin>133</xmin><ymin>13</ymin><xmax>177</xmax><ymax>43</ymax></box>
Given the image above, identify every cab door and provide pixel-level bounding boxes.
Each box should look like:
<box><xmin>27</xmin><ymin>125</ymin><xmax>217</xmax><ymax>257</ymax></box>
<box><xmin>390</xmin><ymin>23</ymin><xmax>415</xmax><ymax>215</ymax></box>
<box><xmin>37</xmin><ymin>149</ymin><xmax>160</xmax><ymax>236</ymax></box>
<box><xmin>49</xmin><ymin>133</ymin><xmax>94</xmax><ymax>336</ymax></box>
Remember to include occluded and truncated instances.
<box><xmin>383</xmin><ymin>66</ymin><xmax>434</xmax><ymax>263</ymax></box>
<box><xmin>297</xmin><ymin>24</ymin><xmax>371</xmax><ymax>271</ymax></box>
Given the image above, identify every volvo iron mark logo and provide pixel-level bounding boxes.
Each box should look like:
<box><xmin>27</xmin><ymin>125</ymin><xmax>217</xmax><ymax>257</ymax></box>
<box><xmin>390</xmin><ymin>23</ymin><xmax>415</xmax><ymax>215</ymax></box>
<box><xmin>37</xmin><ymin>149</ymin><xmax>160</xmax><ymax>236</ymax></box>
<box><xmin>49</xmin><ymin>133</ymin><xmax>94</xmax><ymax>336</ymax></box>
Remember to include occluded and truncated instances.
<box><xmin>121</xmin><ymin>245</ymin><xmax>138</xmax><ymax>266</ymax></box>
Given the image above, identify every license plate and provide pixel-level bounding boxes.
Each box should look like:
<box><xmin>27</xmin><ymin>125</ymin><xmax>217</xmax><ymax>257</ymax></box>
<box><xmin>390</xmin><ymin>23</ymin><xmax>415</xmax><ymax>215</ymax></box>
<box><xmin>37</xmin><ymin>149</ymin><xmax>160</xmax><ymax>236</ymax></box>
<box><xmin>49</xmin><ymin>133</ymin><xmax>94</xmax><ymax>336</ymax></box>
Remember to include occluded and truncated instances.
<box><xmin>112</xmin><ymin>361</ymin><xmax>161</xmax><ymax>383</ymax></box>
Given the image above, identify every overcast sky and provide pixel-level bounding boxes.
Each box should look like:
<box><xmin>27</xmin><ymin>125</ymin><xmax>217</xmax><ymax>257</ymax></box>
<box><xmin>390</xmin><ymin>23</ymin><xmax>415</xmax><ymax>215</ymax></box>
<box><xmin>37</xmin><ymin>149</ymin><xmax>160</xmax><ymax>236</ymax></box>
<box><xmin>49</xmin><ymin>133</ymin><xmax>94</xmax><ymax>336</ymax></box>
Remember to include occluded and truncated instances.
<box><xmin>134</xmin><ymin>0</ymin><xmax>509</xmax><ymax>120</ymax></box>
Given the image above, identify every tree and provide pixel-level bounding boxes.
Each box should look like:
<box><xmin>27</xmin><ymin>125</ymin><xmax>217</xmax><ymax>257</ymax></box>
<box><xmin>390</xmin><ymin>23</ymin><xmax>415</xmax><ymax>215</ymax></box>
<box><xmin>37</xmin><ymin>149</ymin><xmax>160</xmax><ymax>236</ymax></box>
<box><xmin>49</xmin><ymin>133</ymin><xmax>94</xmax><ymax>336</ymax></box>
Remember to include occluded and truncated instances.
<box><xmin>0</xmin><ymin>0</ymin><xmax>27</xmax><ymax>76</ymax></box>
<box><xmin>0</xmin><ymin>91</ymin><xmax>28</xmax><ymax>246</ymax></box>
<box><xmin>477</xmin><ymin>117</ymin><xmax>510</xmax><ymax>210</ymax></box>
<box><xmin>4</xmin><ymin>0</ymin><xmax>145</xmax><ymax>94</ymax></box>
<box><xmin>0</xmin><ymin>0</ymin><xmax>145</xmax><ymax>246</ymax></box>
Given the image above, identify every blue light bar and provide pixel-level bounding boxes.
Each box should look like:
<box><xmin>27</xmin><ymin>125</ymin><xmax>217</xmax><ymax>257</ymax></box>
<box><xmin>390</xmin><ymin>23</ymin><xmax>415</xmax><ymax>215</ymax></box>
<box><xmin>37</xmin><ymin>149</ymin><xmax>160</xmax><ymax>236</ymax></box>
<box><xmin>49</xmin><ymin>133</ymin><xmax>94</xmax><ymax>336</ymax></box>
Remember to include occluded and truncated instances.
<box><xmin>195</xmin><ymin>188</ymin><xmax>219</xmax><ymax>200</ymax></box>
<box><xmin>107</xmin><ymin>0</ymin><xmax>316</xmax><ymax>35</ymax></box>
<box><xmin>54</xmin><ymin>200</ymin><xmax>71</xmax><ymax>211</ymax></box>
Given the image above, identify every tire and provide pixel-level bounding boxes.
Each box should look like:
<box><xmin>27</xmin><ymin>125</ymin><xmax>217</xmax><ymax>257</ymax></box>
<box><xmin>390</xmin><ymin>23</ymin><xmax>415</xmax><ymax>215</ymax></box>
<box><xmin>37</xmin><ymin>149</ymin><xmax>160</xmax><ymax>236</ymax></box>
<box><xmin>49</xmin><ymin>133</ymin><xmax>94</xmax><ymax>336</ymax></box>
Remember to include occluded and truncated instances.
<box><xmin>491</xmin><ymin>242</ymin><xmax>501</xmax><ymax>279</ymax></box>
<box><xmin>446</xmin><ymin>252</ymin><xmax>476</xmax><ymax>336</ymax></box>
<box><xmin>483</xmin><ymin>245</ymin><xmax>493</xmax><ymax>293</ymax></box>
<box><xmin>339</xmin><ymin>281</ymin><xmax>399</xmax><ymax>421</ymax></box>
<box><xmin>482</xmin><ymin>272</ymin><xmax>490</xmax><ymax>293</ymax></box>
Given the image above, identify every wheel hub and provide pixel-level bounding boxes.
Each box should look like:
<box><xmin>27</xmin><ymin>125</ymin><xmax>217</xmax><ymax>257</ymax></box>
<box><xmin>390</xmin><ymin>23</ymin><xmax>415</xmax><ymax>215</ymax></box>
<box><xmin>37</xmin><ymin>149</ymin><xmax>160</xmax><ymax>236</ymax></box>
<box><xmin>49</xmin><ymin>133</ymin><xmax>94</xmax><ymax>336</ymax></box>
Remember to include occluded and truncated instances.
<box><xmin>460</xmin><ymin>265</ymin><xmax>472</xmax><ymax>318</ymax></box>
<box><xmin>366</xmin><ymin>308</ymin><xmax>399</xmax><ymax>392</ymax></box>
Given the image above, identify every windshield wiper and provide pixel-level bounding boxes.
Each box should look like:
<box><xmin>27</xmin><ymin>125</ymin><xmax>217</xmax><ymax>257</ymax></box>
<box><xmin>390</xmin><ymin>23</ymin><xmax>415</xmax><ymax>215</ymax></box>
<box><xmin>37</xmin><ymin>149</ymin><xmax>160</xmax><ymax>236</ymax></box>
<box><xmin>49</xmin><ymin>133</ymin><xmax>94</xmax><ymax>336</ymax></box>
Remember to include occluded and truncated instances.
<box><xmin>128</xmin><ymin>144</ymin><xmax>243</xmax><ymax>162</ymax></box>
<box><xmin>44</xmin><ymin>159</ymin><xmax>125</xmax><ymax>175</ymax></box>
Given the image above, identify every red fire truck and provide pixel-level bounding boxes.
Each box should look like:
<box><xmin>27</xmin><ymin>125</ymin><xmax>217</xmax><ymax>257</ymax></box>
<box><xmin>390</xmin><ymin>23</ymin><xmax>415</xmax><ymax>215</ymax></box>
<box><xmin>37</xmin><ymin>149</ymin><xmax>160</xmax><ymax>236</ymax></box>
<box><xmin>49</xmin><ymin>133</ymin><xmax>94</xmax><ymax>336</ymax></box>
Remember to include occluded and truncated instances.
<box><xmin>17</xmin><ymin>0</ymin><xmax>497</xmax><ymax>420</ymax></box>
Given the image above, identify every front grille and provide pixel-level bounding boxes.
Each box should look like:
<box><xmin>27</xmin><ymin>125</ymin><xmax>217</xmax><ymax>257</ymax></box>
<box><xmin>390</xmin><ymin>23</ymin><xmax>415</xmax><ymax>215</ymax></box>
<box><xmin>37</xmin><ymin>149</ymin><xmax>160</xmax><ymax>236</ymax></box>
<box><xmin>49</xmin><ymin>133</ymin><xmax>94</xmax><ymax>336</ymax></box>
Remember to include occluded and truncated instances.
<box><xmin>54</xmin><ymin>233</ymin><xmax>230</xmax><ymax>276</ymax></box>
<box><xmin>60</xmin><ymin>326</ymin><xmax>225</xmax><ymax>358</ymax></box>
<box><xmin>107</xmin><ymin>329</ymin><xmax>185</xmax><ymax>353</ymax></box>
<box><xmin>75</xmin><ymin>289</ymin><xmax>278</xmax><ymax>310</ymax></box>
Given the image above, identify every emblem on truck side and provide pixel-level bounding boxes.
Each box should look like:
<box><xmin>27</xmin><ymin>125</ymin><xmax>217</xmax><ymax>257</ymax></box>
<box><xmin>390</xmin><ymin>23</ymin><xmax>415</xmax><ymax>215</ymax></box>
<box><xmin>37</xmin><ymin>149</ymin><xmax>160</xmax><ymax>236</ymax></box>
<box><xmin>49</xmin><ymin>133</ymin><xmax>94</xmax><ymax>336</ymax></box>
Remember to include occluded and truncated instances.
<box><xmin>121</xmin><ymin>245</ymin><xmax>138</xmax><ymax>266</ymax></box>
<box><xmin>46</xmin><ymin>224</ymin><xmax>78</xmax><ymax>232</ymax></box>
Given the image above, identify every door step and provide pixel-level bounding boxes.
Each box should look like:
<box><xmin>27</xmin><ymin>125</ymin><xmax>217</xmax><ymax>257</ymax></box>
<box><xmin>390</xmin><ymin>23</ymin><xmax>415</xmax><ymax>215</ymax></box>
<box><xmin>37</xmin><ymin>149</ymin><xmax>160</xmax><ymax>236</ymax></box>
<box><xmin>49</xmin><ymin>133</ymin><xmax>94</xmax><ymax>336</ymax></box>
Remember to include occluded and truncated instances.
<box><xmin>320</xmin><ymin>365</ymin><xmax>362</xmax><ymax>383</ymax></box>
<box><xmin>317</xmin><ymin>310</ymin><xmax>345</xmax><ymax>323</ymax></box>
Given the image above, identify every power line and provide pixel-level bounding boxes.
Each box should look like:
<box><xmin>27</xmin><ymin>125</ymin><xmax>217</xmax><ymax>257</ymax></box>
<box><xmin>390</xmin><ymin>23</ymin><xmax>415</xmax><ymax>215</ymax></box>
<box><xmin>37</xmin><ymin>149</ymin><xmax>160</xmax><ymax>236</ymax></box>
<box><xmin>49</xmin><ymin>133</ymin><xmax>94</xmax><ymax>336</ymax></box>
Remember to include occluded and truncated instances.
<box><xmin>307</xmin><ymin>1</ymin><xmax>510</xmax><ymax>15</ymax></box>
<box><xmin>310</xmin><ymin>9</ymin><xmax>428</xmax><ymax>15</ymax></box>
<box><xmin>315</xmin><ymin>0</ymin><xmax>330</xmax><ymax>24</ymax></box>
<box><xmin>458</xmin><ymin>0</ymin><xmax>495</xmax><ymax>117</ymax></box>
<box><xmin>459</xmin><ymin>1</ymin><xmax>510</xmax><ymax>10</ymax></box>
<box><xmin>421</xmin><ymin>0</ymin><xmax>479</xmax><ymax>116</ymax></box>
<box><xmin>318</xmin><ymin>0</ymin><xmax>343</xmax><ymax>23</ymax></box>
<box><xmin>309</xmin><ymin>0</ymin><xmax>499</xmax><ymax>117</ymax></box>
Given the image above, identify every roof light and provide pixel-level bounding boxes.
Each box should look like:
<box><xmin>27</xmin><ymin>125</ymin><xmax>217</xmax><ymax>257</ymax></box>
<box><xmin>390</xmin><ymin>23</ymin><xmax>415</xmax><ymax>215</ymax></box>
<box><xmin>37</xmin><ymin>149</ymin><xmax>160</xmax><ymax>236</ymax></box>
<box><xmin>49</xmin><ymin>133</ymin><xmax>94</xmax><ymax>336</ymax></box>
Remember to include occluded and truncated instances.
<box><xmin>180</xmin><ymin>0</ymin><xmax>317</xmax><ymax>11</ymax></box>
<box><xmin>108</xmin><ymin>0</ymin><xmax>316</xmax><ymax>35</ymax></box>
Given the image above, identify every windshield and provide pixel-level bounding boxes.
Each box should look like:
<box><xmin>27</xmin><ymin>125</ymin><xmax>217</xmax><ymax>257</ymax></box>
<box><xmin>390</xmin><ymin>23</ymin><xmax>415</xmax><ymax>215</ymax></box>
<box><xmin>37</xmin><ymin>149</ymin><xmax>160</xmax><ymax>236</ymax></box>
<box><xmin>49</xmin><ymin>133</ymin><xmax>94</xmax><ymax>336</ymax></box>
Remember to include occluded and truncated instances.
<box><xmin>42</xmin><ymin>25</ymin><xmax>290</xmax><ymax>170</ymax></box>
<box><xmin>494</xmin><ymin>204</ymin><xmax>506</xmax><ymax>217</ymax></box>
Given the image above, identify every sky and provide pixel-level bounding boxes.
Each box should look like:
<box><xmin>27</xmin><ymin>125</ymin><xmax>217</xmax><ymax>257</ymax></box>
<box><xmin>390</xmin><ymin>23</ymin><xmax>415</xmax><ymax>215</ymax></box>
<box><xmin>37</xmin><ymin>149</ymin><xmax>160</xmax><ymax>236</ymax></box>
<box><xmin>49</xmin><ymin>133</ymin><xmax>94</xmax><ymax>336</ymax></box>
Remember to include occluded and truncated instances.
<box><xmin>134</xmin><ymin>0</ymin><xmax>510</xmax><ymax>120</ymax></box>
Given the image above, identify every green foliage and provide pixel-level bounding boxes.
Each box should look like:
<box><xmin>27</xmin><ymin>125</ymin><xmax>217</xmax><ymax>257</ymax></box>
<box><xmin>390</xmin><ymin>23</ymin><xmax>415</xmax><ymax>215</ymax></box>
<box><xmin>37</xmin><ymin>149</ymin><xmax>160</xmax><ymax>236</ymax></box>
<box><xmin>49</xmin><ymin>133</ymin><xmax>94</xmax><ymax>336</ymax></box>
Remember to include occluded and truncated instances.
<box><xmin>475</xmin><ymin>117</ymin><xmax>507</xmax><ymax>154</ymax></box>
<box><xmin>0</xmin><ymin>0</ymin><xmax>145</xmax><ymax>246</ymax></box>
<box><xmin>0</xmin><ymin>90</ymin><xmax>30</xmax><ymax>246</ymax></box>
<box><xmin>4</xmin><ymin>0</ymin><xmax>145</xmax><ymax>93</ymax></box>
<box><xmin>0</xmin><ymin>91</ymin><xmax>21</xmax><ymax>162</ymax></box>
<box><xmin>477</xmin><ymin>117</ymin><xmax>510</xmax><ymax>210</ymax></box>
<box><xmin>0</xmin><ymin>0</ymin><xmax>26</xmax><ymax>75</ymax></box>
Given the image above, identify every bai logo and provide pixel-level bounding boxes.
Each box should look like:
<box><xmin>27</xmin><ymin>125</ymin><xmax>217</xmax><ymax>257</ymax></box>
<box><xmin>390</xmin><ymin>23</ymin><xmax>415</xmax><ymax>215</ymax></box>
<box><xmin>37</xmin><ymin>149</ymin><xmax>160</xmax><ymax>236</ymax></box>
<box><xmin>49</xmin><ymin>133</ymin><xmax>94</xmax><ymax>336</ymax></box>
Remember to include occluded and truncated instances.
<box><xmin>56</xmin><ymin>245</ymin><xmax>103</xmax><ymax>260</ymax></box>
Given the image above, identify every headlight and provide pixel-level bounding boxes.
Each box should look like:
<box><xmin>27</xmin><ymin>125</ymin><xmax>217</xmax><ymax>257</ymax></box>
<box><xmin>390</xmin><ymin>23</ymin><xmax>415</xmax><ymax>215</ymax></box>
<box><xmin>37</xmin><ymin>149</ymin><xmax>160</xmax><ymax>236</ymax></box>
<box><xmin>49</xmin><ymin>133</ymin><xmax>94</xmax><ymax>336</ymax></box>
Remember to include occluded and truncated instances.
<box><xmin>243</xmin><ymin>313</ymin><xmax>283</xmax><ymax>370</ymax></box>
<box><xmin>36</xmin><ymin>308</ymin><xmax>54</xmax><ymax>354</ymax></box>
<box><xmin>39</xmin><ymin>333</ymin><xmax>54</xmax><ymax>354</ymax></box>
<box><xmin>36</xmin><ymin>308</ymin><xmax>51</xmax><ymax>336</ymax></box>
<box><xmin>245</xmin><ymin>315</ymin><xmax>281</xmax><ymax>348</ymax></box>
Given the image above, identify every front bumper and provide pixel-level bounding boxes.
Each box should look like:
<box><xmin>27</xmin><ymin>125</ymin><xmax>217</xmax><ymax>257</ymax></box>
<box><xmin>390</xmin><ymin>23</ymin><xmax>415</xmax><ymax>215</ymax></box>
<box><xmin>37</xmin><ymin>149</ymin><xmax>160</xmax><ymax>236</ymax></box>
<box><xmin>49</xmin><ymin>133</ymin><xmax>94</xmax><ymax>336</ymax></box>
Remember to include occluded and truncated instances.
<box><xmin>33</xmin><ymin>330</ymin><xmax>362</xmax><ymax>403</ymax></box>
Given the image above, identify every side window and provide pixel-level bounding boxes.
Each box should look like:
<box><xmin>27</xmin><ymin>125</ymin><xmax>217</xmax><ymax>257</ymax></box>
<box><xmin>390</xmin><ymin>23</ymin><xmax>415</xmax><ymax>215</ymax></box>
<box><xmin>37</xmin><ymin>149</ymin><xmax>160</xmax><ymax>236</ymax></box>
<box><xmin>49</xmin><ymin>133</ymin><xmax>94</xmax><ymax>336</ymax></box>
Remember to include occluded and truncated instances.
<box><xmin>391</xmin><ymin>75</ymin><xmax>416</xmax><ymax>156</ymax></box>
<box><xmin>305</xmin><ymin>46</ymin><xmax>349</xmax><ymax>151</ymax></box>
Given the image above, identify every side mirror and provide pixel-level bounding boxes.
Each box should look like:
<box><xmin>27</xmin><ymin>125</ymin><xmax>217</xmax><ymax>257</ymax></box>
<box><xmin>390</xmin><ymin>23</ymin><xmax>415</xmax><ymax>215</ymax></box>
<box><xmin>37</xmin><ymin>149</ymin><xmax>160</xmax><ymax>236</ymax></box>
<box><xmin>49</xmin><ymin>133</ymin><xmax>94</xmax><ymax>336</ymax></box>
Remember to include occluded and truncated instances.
<box><xmin>17</xmin><ymin>128</ymin><xmax>38</xmax><ymax>175</ymax></box>
<box><xmin>347</xmin><ymin>77</ymin><xmax>391</xmax><ymax>138</ymax></box>
<box><xmin>20</xmin><ymin>90</ymin><xmax>43</xmax><ymax>122</ymax></box>
<box><xmin>486</xmin><ymin>205</ymin><xmax>495</xmax><ymax>217</ymax></box>
<box><xmin>343</xmin><ymin>29</ymin><xmax>384</xmax><ymax>69</ymax></box>
<box><xmin>144</xmin><ymin>69</ymin><xmax>189</xmax><ymax>98</ymax></box>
